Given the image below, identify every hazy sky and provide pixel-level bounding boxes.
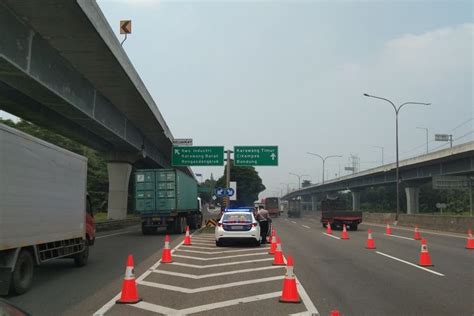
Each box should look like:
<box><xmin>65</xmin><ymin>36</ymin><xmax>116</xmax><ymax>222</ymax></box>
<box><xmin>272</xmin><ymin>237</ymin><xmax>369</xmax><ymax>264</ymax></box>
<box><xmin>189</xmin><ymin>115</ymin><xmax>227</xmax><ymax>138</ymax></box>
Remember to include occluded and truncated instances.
<box><xmin>2</xmin><ymin>0</ymin><xmax>472</xmax><ymax>198</ymax></box>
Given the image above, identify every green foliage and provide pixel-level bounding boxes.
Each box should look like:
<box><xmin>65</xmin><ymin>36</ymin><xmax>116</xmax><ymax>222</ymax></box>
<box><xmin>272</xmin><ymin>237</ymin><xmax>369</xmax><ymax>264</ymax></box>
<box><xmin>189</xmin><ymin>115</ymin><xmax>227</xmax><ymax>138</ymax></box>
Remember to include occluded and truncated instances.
<box><xmin>0</xmin><ymin>118</ymin><xmax>109</xmax><ymax>211</ymax></box>
<box><xmin>198</xmin><ymin>178</ymin><xmax>217</xmax><ymax>203</ymax></box>
<box><xmin>216</xmin><ymin>162</ymin><xmax>266</xmax><ymax>206</ymax></box>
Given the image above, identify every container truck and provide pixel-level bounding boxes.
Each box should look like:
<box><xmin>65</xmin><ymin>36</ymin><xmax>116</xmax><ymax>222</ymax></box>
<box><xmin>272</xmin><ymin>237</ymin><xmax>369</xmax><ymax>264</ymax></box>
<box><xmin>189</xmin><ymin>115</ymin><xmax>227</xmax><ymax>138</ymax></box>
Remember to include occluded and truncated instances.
<box><xmin>263</xmin><ymin>197</ymin><xmax>280</xmax><ymax>217</ymax></box>
<box><xmin>0</xmin><ymin>124</ymin><xmax>95</xmax><ymax>295</ymax></box>
<box><xmin>320</xmin><ymin>196</ymin><xmax>362</xmax><ymax>230</ymax></box>
<box><xmin>135</xmin><ymin>169</ymin><xmax>202</xmax><ymax>235</ymax></box>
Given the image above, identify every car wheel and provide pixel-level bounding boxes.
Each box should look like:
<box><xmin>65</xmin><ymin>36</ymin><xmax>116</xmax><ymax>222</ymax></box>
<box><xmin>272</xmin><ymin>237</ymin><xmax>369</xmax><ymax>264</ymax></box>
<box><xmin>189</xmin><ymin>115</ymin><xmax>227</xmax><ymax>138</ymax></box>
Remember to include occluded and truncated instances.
<box><xmin>10</xmin><ymin>250</ymin><xmax>34</xmax><ymax>295</ymax></box>
<box><xmin>216</xmin><ymin>240</ymin><xmax>223</xmax><ymax>247</ymax></box>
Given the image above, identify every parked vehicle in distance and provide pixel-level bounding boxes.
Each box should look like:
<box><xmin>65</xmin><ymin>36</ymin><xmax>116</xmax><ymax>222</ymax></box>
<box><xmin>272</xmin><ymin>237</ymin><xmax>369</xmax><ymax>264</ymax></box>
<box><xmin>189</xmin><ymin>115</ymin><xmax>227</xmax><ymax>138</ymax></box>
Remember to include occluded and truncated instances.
<box><xmin>287</xmin><ymin>208</ymin><xmax>301</xmax><ymax>218</ymax></box>
<box><xmin>263</xmin><ymin>197</ymin><xmax>280</xmax><ymax>217</ymax></box>
<box><xmin>215</xmin><ymin>208</ymin><xmax>261</xmax><ymax>246</ymax></box>
<box><xmin>0</xmin><ymin>124</ymin><xmax>95</xmax><ymax>296</ymax></box>
<box><xmin>320</xmin><ymin>196</ymin><xmax>362</xmax><ymax>230</ymax></box>
<box><xmin>135</xmin><ymin>169</ymin><xmax>202</xmax><ymax>235</ymax></box>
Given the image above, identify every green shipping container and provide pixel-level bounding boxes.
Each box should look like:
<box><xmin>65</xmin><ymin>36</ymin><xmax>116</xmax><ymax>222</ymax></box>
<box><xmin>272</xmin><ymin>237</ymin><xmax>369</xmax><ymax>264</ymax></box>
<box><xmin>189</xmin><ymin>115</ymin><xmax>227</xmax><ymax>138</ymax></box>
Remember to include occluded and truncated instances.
<box><xmin>134</xmin><ymin>168</ymin><xmax>198</xmax><ymax>214</ymax></box>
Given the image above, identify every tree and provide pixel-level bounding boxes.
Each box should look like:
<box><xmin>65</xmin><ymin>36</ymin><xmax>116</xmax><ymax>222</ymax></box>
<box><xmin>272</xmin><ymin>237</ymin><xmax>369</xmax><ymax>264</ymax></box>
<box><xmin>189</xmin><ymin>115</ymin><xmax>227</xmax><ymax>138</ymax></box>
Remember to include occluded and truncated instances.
<box><xmin>216</xmin><ymin>162</ymin><xmax>265</xmax><ymax>206</ymax></box>
<box><xmin>199</xmin><ymin>177</ymin><xmax>217</xmax><ymax>204</ymax></box>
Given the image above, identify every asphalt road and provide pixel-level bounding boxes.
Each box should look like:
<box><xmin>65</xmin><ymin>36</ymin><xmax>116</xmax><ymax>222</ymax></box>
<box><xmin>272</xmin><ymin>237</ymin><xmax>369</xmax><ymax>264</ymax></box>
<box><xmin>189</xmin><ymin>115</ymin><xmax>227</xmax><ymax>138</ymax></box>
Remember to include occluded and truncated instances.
<box><xmin>273</xmin><ymin>213</ymin><xmax>474</xmax><ymax>315</ymax></box>
<box><xmin>4</xmin><ymin>209</ymin><xmax>220</xmax><ymax>316</ymax></box>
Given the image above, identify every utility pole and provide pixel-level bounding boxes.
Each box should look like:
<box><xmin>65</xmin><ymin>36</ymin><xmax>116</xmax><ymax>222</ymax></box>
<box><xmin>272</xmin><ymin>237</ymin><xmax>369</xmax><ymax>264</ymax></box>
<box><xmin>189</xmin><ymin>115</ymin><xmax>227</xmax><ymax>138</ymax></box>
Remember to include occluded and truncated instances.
<box><xmin>364</xmin><ymin>93</ymin><xmax>430</xmax><ymax>221</ymax></box>
<box><xmin>225</xmin><ymin>150</ymin><xmax>232</xmax><ymax>207</ymax></box>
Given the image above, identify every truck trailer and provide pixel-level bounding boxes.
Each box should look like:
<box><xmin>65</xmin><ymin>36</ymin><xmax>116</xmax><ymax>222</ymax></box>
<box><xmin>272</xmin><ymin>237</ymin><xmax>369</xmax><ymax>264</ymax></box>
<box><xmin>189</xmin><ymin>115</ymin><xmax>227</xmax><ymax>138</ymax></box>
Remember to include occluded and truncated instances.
<box><xmin>320</xmin><ymin>196</ymin><xmax>362</xmax><ymax>230</ymax></box>
<box><xmin>0</xmin><ymin>124</ymin><xmax>95</xmax><ymax>295</ymax></box>
<box><xmin>135</xmin><ymin>169</ymin><xmax>202</xmax><ymax>235</ymax></box>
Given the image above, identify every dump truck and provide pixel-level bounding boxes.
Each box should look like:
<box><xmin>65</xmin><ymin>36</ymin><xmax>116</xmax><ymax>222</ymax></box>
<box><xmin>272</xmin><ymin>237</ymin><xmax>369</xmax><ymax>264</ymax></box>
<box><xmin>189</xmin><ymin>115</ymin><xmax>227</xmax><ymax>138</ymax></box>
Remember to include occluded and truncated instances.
<box><xmin>320</xmin><ymin>196</ymin><xmax>362</xmax><ymax>230</ymax></box>
<box><xmin>135</xmin><ymin>169</ymin><xmax>202</xmax><ymax>235</ymax></box>
<box><xmin>0</xmin><ymin>124</ymin><xmax>95</xmax><ymax>295</ymax></box>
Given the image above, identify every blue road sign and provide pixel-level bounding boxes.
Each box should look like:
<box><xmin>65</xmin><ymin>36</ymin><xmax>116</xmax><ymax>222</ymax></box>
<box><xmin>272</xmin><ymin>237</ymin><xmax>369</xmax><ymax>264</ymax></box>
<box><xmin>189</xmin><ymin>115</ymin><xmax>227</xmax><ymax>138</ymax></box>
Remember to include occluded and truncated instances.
<box><xmin>215</xmin><ymin>187</ymin><xmax>225</xmax><ymax>197</ymax></box>
<box><xmin>225</xmin><ymin>188</ymin><xmax>235</xmax><ymax>197</ymax></box>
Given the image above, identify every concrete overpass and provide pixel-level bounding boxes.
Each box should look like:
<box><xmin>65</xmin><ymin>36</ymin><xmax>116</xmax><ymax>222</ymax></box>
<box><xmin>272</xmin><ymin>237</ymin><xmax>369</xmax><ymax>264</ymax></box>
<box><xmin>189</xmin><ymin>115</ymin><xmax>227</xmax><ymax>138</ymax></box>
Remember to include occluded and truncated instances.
<box><xmin>0</xmin><ymin>0</ymin><xmax>189</xmax><ymax>219</ymax></box>
<box><xmin>282</xmin><ymin>142</ymin><xmax>474</xmax><ymax>214</ymax></box>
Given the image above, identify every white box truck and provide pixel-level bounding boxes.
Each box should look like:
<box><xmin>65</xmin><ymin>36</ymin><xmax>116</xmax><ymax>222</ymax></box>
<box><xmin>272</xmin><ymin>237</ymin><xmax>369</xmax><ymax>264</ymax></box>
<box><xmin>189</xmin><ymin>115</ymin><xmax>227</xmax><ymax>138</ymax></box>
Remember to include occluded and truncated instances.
<box><xmin>0</xmin><ymin>124</ymin><xmax>95</xmax><ymax>295</ymax></box>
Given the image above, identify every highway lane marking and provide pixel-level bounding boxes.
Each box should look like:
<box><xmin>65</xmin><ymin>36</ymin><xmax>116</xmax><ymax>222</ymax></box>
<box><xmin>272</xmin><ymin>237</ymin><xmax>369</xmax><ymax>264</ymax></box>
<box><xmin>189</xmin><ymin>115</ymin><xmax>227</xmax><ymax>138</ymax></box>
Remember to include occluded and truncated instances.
<box><xmin>295</xmin><ymin>277</ymin><xmax>320</xmax><ymax>315</ymax></box>
<box><xmin>95</xmin><ymin>229</ymin><xmax>140</xmax><ymax>239</ymax></box>
<box><xmin>284</xmin><ymin>218</ymin><xmax>289</xmax><ymax>221</ymax></box>
<box><xmin>361</xmin><ymin>223</ymin><xmax>465</xmax><ymax>239</ymax></box>
<box><xmin>385</xmin><ymin>233</ymin><xmax>416</xmax><ymax>241</ymax></box>
<box><xmin>323</xmin><ymin>233</ymin><xmax>341</xmax><ymax>240</ymax></box>
<box><xmin>152</xmin><ymin>265</ymin><xmax>284</xmax><ymax>279</ymax></box>
<box><xmin>185</xmin><ymin>244</ymin><xmax>270</xmax><ymax>250</ymax></box>
<box><xmin>173</xmin><ymin>252</ymin><xmax>268</xmax><ymax>261</ymax></box>
<box><xmin>302</xmin><ymin>225</ymin><xmax>311</xmax><ymax>229</ymax></box>
<box><xmin>169</xmin><ymin>257</ymin><xmax>274</xmax><ymax>268</ymax></box>
<box><xmin>139</xmin><ymin>275</ymin><xmax>284</xmax><ymax>293</ymax></box>
<box><xmin>131</xmin><ymin>292</ymin><xmax>282</xmax><ymax>315</ymax></box>
<box><xmin>376</xmin><ymin>251</ymin><xmax>445</xmax><ymax>277</ymax></box>
<box><xmin>291</xmin><ymin>221</ymin><xmax>297</xmax><ymax>224</ymax></box>
<box><xmin>176</xmin><ymin>248</ymin><xmax>267</xmax><ymax>254</ymax></box>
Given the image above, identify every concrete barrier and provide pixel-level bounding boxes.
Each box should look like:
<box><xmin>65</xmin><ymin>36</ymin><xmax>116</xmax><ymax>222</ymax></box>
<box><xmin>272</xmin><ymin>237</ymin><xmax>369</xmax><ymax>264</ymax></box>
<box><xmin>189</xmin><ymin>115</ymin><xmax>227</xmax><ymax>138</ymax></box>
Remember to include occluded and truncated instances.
<box><xmin>363</xmin><ymin>212</ymin><xmax>474</xmax><ymax>233</ymax></box>
<box><xmin>95</xmin><ymin>218</ymin><xmax>141</xmax><ymax>232</ymax></box>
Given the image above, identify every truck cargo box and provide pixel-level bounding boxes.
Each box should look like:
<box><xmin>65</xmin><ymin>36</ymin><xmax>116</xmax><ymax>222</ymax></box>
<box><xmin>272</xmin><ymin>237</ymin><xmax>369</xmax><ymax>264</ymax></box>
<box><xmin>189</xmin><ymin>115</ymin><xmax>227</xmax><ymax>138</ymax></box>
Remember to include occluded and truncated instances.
<box><xmin>0</xmin><ymin>124</ymin><xmax>87</xmax><ymax>251</ymax></box>
<box><xmin>134</xmin><ymin>168</ymin><xmax>198</xmax><ymax>214</ymax></box>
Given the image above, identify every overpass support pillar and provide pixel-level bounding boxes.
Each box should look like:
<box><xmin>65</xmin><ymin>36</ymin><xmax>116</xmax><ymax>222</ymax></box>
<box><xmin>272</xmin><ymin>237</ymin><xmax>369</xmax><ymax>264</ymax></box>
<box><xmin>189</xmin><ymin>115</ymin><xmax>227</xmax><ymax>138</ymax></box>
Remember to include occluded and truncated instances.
<box><xmin>405</xmin><ymin>186</ymin><xmax>420</xmax><ymax>214</ymax></box>
<box><xmin>311</xmin><ymin>195</ymin><xmax>319</xmax><ymax>211</ymax></box>
<box><xmin>107</xmin><ymin>162</ymin><xmax>132</xmax><ymax>220</ymax></box>
<box><xmin>352</xmin><ymin>191</ymin><xmax>361</xmax><ymax>211</ymax></box>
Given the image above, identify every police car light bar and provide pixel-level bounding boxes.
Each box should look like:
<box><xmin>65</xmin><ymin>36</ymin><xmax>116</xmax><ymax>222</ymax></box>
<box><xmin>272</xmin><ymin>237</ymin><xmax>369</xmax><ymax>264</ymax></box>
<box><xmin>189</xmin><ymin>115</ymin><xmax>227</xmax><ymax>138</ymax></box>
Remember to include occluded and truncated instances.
<box><xmin>224</xmin><ymin>208</ymin><xmax>253</xmax><ymax>212</ymax></box>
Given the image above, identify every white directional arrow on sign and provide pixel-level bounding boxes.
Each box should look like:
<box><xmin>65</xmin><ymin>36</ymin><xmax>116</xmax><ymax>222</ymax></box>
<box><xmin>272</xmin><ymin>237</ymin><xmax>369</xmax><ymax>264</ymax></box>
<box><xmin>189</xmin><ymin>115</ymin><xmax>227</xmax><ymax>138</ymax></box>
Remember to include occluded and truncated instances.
<box><xmin>270</xmin><ymin>153</ymin><xmax>276</xmax><ymax>160</ymax></box>
<box><xmin>174</xmin><ymin>149</ymin><xmax>180</xmax><ymax>155</ymax></box>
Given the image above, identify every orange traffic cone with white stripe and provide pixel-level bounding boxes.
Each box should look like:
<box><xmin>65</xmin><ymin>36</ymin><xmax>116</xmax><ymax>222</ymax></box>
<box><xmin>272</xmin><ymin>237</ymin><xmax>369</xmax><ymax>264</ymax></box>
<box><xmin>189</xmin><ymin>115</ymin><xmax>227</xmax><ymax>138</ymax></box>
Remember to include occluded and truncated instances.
<box><xmin>385</xmin><ymin>223</ymin><xmax>392</xmax><ymax>235</ymax></box>
<box><xmin>269</xmin><ymin>233</ymin><xmax>277</xmax><ymax>254</ymax></box>
<box><xmin>341</xmin><ymin>224</ymin><xmax>349</xmax><ymax>240</ymax></box>
<box><xmin>418</xmin><ymin>239</ymin><xmax>433</xmax><ymax>267</ymax></box>
<box><xmin>267</xmin><ymin>228</ymin><xmax>275</xmax><ymax>243</ymax></box>
<box><xmin>466</xmin><ymin>229</ymin><xmax>474</xmax><ymax>249</ymax></box>
<box><xmin>116</xmin><ymin>254</ymin><xmax>141</xmax><ymax>304</ymax></box>
<box><xmin>413</xmin><ymin>225</ymin><xmax>422</xmax><ymax>240</ymax></box>
<box><xmin>279</xmin><ymin>256</ymin><xmax>301</xmax><ymax>303</ymax></box>
<box><xmin>273</xmin><ymin>237</ymin><xmax>285</xmax><ymax>265</ymax></box>
<box><xmin>331</xmin><ymin>311</ymin><xmax>341</xmax><ymax>316</ymax></box>
<box><xmin>366</xmin><ymin>229</ymin><xmax>376</xmax><ymax>249</ymax></box>
<box><xmin>161</xmin><ymin>235</ymin><xmax>173</xmax><ymax>263</ymax></box>
<box><xmin>184</xmin><ymin>225</ymin><xmax>192</xmax><ymax>245</ymax></box>
<box><xmin>326</xmin><ymin>222</ymin><xmax>333</xmax><ymax>235</ymax></box>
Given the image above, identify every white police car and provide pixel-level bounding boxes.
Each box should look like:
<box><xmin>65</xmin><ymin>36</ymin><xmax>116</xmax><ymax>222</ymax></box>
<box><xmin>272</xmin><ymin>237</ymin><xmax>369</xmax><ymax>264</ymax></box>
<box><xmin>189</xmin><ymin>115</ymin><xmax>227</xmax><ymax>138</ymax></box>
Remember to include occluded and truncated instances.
<box><xmin>215</xmin><ymin>208</ymin><xmax>261</xmax><ymax>247</ymax></box>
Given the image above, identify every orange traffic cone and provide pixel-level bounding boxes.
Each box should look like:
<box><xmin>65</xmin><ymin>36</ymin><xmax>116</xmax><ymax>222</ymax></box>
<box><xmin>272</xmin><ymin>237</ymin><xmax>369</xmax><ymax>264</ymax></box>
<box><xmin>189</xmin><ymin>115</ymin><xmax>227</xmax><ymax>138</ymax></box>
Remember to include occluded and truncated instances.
<box><xmin>418</xmin><ymin>238</ymin><xmax>433</xmax><ymax>267</ymax></box>
<box><xmin>385</xmin><ymin>223</ymin><xmax>392</xmax><ymax>235</ymax></box>
<box><xmin>326</xmin><ymin>222</ymin><xmax>333</xmax><ymax>235</ymax></box>
<box><xmin>466</xmin><ymin>229</ymin><xmax>474</xmax><ymax>249</ymax></box>
<box><xmin>366</xmin><ymin>229</ymin><xmax>376</xmax><ymax>249</ymax></box>
<box><xmin>269</xmin><ymin>234</ymin><xmax>277</xmax><ymax>254</ymax></box>
<box><xmin>413</xmin><ymin>225</ymin><xmax>422</xmax><ymax>240</ymax></box>
<box><xmin>184</xmin><ymin>225</ymin><xmax>192</xmax><ymax>246</ymax></box>
<box><xmin>161</xmin><ymin>235</ymin><xmax>173</xmax><ymax>263</ymax></box>
<box><xmin>273</xmin><ymin>237</ymin><xmax>285</xmax><ymax>265</ymax></box>
<box><xmin>116</xmin><ymin>254</ymin><xmax>141</xmax><ymax>304</ymax></box>
<box><xmin>331</xmin><ymin>311</ymin><xmax>341</xmax><ymax>316</ymax></box>
<box><xmin>279</xmin><ymin>256</ymin><xmax>301</xmax><ymax>303</ymax></box>
<box><xmin>267</xmin><ymin>228</ymin><xmax>275</xmax><ymax>243</ymax></box>
<box><xmin>341</xmin><ymin>224</ymin><xmax>349</xmax><ymax>240</ymax></box>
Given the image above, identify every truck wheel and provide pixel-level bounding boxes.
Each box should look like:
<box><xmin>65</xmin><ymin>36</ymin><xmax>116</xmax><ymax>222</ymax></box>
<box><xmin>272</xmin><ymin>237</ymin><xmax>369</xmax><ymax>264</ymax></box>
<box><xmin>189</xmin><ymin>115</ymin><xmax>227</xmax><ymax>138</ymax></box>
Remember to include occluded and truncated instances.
<box><xmin>10</xmin><ymin>250</ymin><xmax>34</xmax><ymax>295</ymax></box>
<box><xmin>74</xmin><ymin>241</ymin><xmax>89</xmax><ymax>267</ymax></box>
<box><xmin>196</xmin><ymin>214</ymin><xmax>203</xmax><ymax>228</ymax></box>
<box><xmin>351</xmin><ymin>225</ymin><xmax>359</xmax><ymax>231</ymax></box>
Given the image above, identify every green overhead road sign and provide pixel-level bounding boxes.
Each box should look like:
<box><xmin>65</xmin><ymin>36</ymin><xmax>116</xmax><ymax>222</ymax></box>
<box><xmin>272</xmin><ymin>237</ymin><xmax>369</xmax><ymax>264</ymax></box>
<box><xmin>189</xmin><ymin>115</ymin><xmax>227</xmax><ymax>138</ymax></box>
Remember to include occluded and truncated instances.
<box><xmin>172</xmin><ymin>146</ymin><xmax>224</xmax><ymax>166</ymax></box>
<box><xmin>234</xmin><ymin>146</ymin><xmax>278</xmax><ymax>166</ymax></box>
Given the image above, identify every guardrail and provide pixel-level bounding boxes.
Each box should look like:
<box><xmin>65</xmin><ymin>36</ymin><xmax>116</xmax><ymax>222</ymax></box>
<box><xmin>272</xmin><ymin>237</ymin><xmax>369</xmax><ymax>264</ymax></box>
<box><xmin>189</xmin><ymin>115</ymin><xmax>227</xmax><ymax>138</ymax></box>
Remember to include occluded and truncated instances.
<box><xmin>95</xmin><ymin>218</ymin><xmax>141</xmax><ymax>232</ymax></box>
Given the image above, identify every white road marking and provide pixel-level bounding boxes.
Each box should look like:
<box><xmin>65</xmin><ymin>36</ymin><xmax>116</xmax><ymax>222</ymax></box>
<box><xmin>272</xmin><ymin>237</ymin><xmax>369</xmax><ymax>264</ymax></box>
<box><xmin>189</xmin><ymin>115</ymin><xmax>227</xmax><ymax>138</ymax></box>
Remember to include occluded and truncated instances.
<box><xmin>176</xmin><ymin>248</ymin><xmax>266</xmax><ymax>254</ymax></box>
<box><xmin>302</xmin><ymin>225</ymin><xmax>311</xmax><ymax>229</ymax></box>
<box><xmin>183</xmin><ymin>245</ymin><xmax>217</xmax><ymax>250</ymax></box>
<box><xmin>139</xmin><ymin>275</ymin><xmax>284</xmax><ymax>293</ymax></box>
<box><xmin>385</xmin><ymin>233</ymin><xmax>416</xmax><ymax>241</ymax></box>
<box><xmin>169</xmin><ymin>257</ymin><xmax>273</xmax><ymax>268</ymax></box>
<box><xmin>173</xmin><ymin>252</ymin><xmax>268</xmax><ymax>261</ymax></box>
<box><xmin>291</xmin><ymin>221</ymin><xmax>297</xmax><ymax>224</ymax></box>
<box><xmin>376</xmin><ymin>251</ymin><xmax>445</xmax><ymax>277</ymax></box>
<box><xmin>361</xmin><ymin>222</ymin><xmax>465</xmax><ymax>239</ymax></box>
<box><xmin>323</xmin><ymin>233</ymin><xmax>341</xmax><ymax>240</ymax></box>
<box><xmin>132</xmin><ymin>292</ymin><xmax>282</xmax><ymax>315</ymax></box>
<box><xmin>152</xmin><ymin>265</ymin><xmax>283</xmax><ymax>279</ymax></box>
<box><xmin>188</xmin><ymin>242</ymin><xmax>216</xmax><ymax>246</ymax></box>
<box><xmin>296</xmin><ymin>277</ymin><xmax>320</xmax><ymax>315</ymax></box>
<box><xmin>95</xmin><ymin>229</ymin><xmax>139</xmax><ymax>239</ymax></box>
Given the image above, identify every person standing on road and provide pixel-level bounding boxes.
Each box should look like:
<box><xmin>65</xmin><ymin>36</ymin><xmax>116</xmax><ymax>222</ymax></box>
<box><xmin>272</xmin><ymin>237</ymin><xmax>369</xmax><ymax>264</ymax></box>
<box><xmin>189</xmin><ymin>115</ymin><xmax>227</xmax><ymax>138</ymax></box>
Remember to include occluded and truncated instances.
<box><xmin>257</xmin><ymin>205</ymin><xmax>269</xmax><ymax>244</ymax></box>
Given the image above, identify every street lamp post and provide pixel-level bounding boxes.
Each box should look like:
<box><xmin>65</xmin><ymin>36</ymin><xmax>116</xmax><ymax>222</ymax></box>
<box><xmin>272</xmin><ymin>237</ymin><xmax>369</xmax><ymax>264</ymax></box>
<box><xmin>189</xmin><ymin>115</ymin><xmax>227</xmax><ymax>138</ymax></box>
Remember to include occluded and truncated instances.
<box><xmin>416</xmin><ymin>127</ymin><xmax>429</xmax><ymax>154</ymax></box>
<box><xmin>280</xmin><ymin>182</ymin><xmax>297</xmax><ymax>195</ymax></box>
<box><xmin>289</xmin><ymin>173</ymin><xmax>310</xmax><ymax>189</ymax></box>
<box><xmin>364</xmin><ymin>93</ymin><xmax>430</xmax><ymax>221</ymax></box>
<box><xmin>373</xmin><ymin>146</ymin><xmax>384</xmax><ymax>165</ymax></box>
<box><xmin>306</xmin><ymin>153</ymin><xmax>342</xmax><ymax>184</ymax></box>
